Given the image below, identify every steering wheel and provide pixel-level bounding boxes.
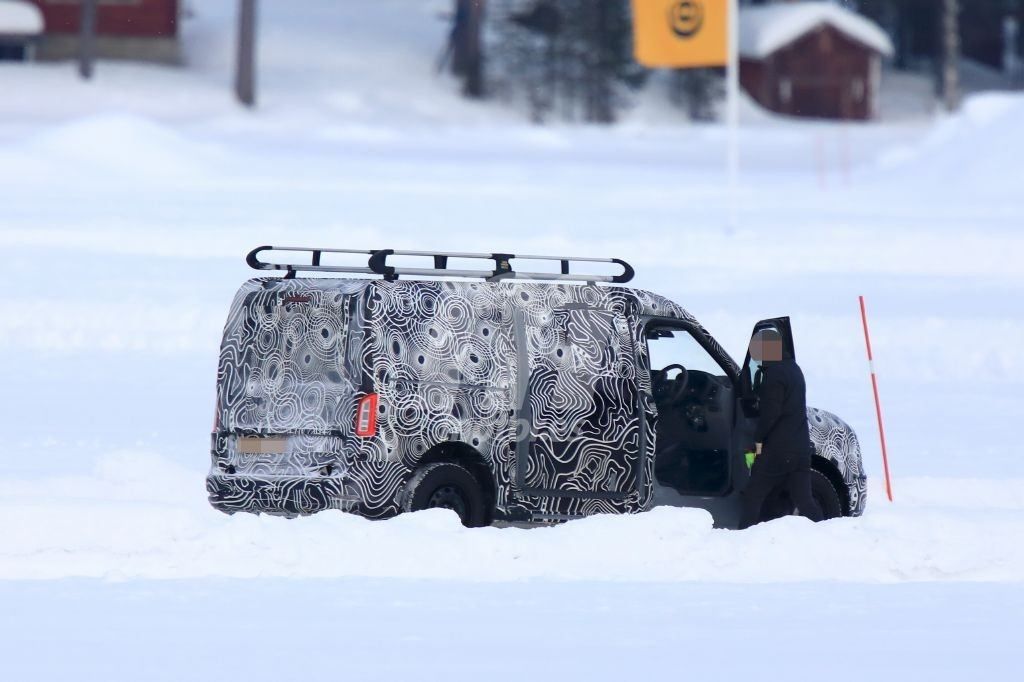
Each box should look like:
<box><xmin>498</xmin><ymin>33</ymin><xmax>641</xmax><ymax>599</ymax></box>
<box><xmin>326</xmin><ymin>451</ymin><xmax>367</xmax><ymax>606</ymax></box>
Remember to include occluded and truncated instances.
<box><xmin>652</xmin><ymin>363</ymin><xmax>689</xmax><ymax>403</ymax></box>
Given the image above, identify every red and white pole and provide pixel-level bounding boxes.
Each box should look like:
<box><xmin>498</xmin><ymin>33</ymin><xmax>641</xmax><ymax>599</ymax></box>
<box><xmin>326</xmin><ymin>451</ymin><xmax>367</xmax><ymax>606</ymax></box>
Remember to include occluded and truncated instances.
<box><xmin>858</xmin><ymin>296</ymin><xmax>894</xmax><ymax>502</ymax></box>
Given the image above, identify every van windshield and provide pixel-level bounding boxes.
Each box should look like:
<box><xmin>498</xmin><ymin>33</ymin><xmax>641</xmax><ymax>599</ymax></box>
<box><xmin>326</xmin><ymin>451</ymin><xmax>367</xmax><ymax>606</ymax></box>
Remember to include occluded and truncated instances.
<box><xmin>216</xmin><ymin>286</ymin><xmax>361</xmax><ymax>434</ymax></box>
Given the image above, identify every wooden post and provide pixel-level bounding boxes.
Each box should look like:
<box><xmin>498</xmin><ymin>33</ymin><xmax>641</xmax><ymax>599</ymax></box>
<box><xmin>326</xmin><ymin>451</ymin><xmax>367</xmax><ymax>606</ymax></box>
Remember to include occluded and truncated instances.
<box><xmin>726</xmin><ymin>0</ymin><xmax>740</xmax><ymax>229</ymax></box>
<box><xmin>235</xmin><ymin>0</ymin><xmax>258</xmax><ymax>107</ymax></box>
<box><xmin>452</xmin><ymin>0</ymin><xmax>485</xmax><ymax>98</ymax></box>
<box><xmin>942</xmin><ymin>0</ymin><xmax>960</xmax><ymax>112</ymax></box>
<box><xmin>78</xmin><ymin>0</ymin><xmax>97</xmax><ymax>80</ymax></box>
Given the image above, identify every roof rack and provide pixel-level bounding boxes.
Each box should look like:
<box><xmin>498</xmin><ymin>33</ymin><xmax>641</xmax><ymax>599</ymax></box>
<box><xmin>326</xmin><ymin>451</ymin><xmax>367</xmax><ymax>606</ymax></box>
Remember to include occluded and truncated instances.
<box><xmin>246</xmin><ymin>246</ymin><xmax>635</xmax><ymax>284</ymax></box>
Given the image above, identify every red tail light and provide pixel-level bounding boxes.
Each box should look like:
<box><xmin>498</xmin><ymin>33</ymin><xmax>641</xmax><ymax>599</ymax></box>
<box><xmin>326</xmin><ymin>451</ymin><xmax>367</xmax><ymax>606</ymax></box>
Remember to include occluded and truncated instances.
<box><xmin>355</xmin><ymin>393</ymin><xmax>378</xmax><ymax>437</ymax></box>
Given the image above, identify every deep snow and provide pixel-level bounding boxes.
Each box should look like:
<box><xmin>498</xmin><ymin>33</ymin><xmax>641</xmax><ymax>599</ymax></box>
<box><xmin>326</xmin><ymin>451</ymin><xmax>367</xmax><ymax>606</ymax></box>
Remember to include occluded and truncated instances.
<box><xmin>1</xmin><ymin>1</ymin><xmax>1023</xmax><ymax>678</ymax></box>
<box><xmin>2</xmin><ymin>451</ymin><xmax>1023</xmax><ymax>582</ymax></box>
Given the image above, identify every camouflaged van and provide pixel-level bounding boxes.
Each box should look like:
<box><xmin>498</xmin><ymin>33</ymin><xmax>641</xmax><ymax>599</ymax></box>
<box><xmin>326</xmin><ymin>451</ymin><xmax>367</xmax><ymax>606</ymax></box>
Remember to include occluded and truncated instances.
<box><xmin>207</xmin><ymin>247</ymin><xmax>866</xmax><ymax>527</ymax></box>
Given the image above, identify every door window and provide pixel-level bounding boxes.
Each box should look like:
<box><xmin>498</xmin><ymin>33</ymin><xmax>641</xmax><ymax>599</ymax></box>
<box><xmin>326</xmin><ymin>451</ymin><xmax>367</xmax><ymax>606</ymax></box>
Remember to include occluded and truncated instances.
<box><xmin>646</xmin><ymin>327</ymin><xmax>728</xmax><ymax>378</ymax></box>
<box><xmin>644</xmin><ymin>322</ymin><xmax>734</xmax><ymax>496</ymax></box>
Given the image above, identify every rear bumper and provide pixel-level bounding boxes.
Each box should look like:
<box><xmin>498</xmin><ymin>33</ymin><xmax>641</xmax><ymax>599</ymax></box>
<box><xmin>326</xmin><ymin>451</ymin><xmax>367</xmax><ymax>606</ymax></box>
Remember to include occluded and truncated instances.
<box><xmin>206</xmin><ymin>463</ymin><xmax>408</xmax><ymax>518</ymax></box>
<box><xmin>208</xmin><ymin>431</ymin><xmax>409</xmax><ymax>519</ymax></box>
<box><xmin>206</xmin><ymin>473</ymin><xmax>364</xmax><ymax>518</ymax></box>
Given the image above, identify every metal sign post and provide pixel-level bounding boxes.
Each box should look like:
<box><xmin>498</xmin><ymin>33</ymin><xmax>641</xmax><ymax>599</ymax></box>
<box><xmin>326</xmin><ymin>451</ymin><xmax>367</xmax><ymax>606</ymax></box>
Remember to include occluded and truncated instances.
<box><xmin>632</xmin><ymin>0</ymin><xmax>739</xmax><ymax>230</ymax></box>
<box><xmin>726</xmin><ymin>0</ymin><xmax>739</xmax><ymax>230</ymax></box>
<box><xmin>235</xmin><ymin>0</ymin><xmax>258</xmax><ymax>107</ymax></box>
<box><xmin>78</xmin><ymin>0</ymin><xmax>97</xmax><ymax>80</ymax></box>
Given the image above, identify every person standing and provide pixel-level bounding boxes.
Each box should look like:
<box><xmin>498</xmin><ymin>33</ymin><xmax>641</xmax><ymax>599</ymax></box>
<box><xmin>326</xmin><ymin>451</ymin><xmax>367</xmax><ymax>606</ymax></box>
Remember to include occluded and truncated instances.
<box><xmin>739</xmin><ymin>329</ymin><xmax>823</xmax><ymax>529</ymax></box>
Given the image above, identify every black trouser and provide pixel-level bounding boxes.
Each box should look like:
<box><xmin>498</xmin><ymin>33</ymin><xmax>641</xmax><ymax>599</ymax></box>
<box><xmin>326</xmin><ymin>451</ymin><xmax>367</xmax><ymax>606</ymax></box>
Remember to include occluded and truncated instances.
<box><xmin>739</xmin><ymin>452</ymin><xmax>823</xmax><ymax>529</ymax></box>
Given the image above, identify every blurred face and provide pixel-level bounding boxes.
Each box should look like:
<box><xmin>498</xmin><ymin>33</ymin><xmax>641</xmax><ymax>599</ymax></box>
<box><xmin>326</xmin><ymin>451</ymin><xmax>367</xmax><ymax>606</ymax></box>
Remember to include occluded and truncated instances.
<box><xmin>749</xmin><ymin>338</ymin><xmax>783</xmax><ymax>362</ymax></box>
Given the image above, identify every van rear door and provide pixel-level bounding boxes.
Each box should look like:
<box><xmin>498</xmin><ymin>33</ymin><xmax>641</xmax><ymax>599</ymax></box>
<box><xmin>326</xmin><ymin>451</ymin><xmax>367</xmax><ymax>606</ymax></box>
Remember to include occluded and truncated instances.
<box><xmin>216</xmin><ymin>283</ymin><xmax>363</xmax><ymax>437</ymax></box>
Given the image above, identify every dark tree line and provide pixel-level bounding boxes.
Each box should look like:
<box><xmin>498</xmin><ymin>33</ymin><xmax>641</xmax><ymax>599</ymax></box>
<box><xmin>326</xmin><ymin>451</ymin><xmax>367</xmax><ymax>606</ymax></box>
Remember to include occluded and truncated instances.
<box><xmin>444</xmin><ymin>0</ymin><xmax>487</xmax><ymax>98</ymax></box>
<box><xmin>668</xmin><ymin>68</ymin><xmax>725</xmax><ymax>122</ymax></box>
<box><xmin>487</xmin><ymin>0</ymin><xmax>645</xmax><ymax>123</ymax></box>
<box><xmin>454</xmin><ymin>0</ymin><xmax>1023</xmax><ymax>120</ymax></box>
<box><xmin>855</xmin><ymin>0</ymin><xmax>1022</xmax><ymax>71</ymax></box>
<box><xmin>853</xmin><ymin>0</ymin><xmax>1024</xmax><ymax>106</ymax></box>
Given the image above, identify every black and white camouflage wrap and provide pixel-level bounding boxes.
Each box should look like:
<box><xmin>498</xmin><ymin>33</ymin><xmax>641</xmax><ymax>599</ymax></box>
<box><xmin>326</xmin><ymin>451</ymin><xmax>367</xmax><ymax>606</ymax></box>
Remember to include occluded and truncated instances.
<box><xmin>807</xmin><ymin>407</ymin><xmax>867</xmax><ymax>515</ymax></box>
<box><xmin>208</xmin><ymin>278</ymin><xmax>865</xmax><ymax>521</ymax></box>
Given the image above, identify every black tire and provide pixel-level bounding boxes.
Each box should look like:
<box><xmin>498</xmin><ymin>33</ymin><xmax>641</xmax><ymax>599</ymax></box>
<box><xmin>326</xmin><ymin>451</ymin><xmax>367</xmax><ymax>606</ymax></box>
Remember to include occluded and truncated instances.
<box><xmin>403</xmin><ymin>462</ymin><xmax>488</xmax><ymax>528</ymax></box>
<box><xmin>761</xmin><ymin>468</ymin><xmax>844</xmax><ymax>522</ymax></box>
<box><xmin>809</xmin><ymin>468</ymin><xmax>844</xmax><ymax>520</ymax></box>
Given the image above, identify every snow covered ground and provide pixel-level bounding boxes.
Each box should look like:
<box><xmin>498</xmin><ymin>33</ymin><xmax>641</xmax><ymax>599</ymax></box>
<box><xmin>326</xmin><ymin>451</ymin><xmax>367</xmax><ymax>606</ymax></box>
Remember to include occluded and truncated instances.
<box><xmin>5</xmin><ymin>579</ymin><xmax>1020</xmax><ymax>681</ymax></box>
<box><xmin>1</xmin><ymin>1</ymin><xmax>1022</xmax><ymax>679</ymax></box>
<box><xmin>2</xmin><ymin>453</ymin><xmax>1023</xmax><ymax>582</ymax></box>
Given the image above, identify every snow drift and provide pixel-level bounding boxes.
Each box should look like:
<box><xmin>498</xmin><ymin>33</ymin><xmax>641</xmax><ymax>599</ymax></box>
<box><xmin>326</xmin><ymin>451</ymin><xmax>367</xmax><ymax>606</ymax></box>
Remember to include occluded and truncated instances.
<box><xmin>2</xmin><ymin>452</ymin><xmax>1022</xmax><ymax>583</ymax></box>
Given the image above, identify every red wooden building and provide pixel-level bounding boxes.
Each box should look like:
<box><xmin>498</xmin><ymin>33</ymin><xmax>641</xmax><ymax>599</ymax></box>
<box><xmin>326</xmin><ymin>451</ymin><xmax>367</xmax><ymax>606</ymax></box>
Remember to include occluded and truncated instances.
<box><xmin>26</xmin><ymin>0</ymin><xmax>179</xmax><ymax>63</ymax></box>
<box><xmin>739</xmin><ymin>2</ymin><xmax>894</xmax><ymax>120</ymax></box>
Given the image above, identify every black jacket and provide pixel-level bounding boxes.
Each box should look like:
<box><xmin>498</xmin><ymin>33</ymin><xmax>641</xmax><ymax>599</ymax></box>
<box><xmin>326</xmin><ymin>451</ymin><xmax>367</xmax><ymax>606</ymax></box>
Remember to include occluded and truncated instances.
<box><xmin>754</xmin><ymin>358</ymin><xmax>812</xmax><ymax>458</ymax></box>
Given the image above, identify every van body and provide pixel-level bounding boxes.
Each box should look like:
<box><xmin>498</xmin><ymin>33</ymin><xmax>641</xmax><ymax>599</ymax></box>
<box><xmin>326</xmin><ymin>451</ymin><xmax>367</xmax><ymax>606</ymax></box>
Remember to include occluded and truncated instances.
<box><xmin>208</xmin><ymin>272</ymin><xmax>866</xmax><ymax>528</ymax></box>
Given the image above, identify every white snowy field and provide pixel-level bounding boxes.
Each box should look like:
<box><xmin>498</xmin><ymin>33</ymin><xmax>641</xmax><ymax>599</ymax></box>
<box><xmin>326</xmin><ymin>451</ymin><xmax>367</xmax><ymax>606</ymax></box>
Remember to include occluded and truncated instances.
<box><xmin>1</xmin><ymin>1</ymin><xmax>1023</xmax><ymax>679</ymax></box>
<box><xmin>3</xmin><ymin>579</ymin><xmax>1020</xmax><ymax>682</ymax></box>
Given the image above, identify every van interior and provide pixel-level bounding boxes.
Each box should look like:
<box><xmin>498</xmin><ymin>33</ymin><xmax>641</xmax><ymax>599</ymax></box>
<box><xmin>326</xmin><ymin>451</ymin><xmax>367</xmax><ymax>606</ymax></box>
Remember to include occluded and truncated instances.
<box><xmin>646</xmin><ymin>325</ymin><xmax>736</xmax><ymax>496</ymax></box>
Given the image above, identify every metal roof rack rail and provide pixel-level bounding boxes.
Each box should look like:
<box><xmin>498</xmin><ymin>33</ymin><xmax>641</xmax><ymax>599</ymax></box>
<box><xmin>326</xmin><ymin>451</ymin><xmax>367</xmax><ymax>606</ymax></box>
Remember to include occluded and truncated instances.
<box><xmin>246</xmin><ymin>246</ymin><xmax>375</xmax><ymax>279</ymax></box>
<box><xmin>246</xmin><ymin>246</ymin><xmax>634</xmax><ymax>284</ymax></box>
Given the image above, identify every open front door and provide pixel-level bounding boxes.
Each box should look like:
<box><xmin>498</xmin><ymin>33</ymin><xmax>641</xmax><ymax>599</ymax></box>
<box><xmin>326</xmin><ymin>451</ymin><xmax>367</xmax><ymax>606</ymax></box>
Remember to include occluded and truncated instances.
<box><xmin>644</xmin><ymin>319</ymin><xmax>737</xmax><ymax>497</ymax></box>
<box><xmin>739</xmin><ymin>316</ymin><xmax>795</xmax><ymax>417</ymax></box>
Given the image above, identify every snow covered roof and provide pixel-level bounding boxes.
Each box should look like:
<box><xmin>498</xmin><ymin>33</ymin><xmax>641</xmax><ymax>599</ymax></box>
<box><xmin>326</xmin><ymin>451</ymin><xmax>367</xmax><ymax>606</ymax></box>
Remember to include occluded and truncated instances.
<box><xmin>739</xmin><ymin>1</ymin><xmax>894</xmax><ymax>59</ymax></box>
<box><xmin>0</xmin><ymin>0</ymin><xmax>43</xmax><ymax>36</ymax></box>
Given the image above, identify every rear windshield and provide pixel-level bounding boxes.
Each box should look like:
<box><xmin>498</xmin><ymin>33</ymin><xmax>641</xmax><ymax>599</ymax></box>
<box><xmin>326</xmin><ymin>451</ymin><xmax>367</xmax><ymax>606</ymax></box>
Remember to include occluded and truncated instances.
<box><xmin>217</xmin><ymin>283</ymin><xmax>364</xmax><ymax>433</ymax></box>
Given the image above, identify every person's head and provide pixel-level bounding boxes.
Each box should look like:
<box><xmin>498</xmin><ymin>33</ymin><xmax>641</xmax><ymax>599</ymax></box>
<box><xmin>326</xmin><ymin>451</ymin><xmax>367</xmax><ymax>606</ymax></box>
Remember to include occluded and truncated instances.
<box><xmin>749</xmin><ymin>328</ymin><xmax>784</xmax><ymax>362</ymax></box>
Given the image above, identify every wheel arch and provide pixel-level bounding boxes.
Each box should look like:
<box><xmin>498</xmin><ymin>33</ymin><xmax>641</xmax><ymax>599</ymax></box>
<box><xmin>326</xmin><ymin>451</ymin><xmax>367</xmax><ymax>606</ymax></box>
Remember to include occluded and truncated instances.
<box><xmin>811</xmin><ymin>455</ymin><xmax>851</xmax><ymax>516</ymax></box>
<box><xmin>418</xmin><ymin>441</ymin><xmax>497</xmax><ymax>523</ymax></box>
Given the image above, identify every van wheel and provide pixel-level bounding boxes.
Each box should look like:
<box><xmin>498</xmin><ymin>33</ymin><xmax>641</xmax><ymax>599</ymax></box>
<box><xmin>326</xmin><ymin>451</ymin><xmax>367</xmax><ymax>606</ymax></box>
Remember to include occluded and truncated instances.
<box><xmin>404</xmin><ymin>462</ymin><xmax>487</xmax><ymax>528</ymax></box>
<box><xmin>761</xmin><ymin>469</ymin><xmax>844</xmax><ymax>522</ymax></box>
<box><xmin>809</xmin><ymin>469</ymin><xmax>844</xmax><ymax>520</ymax></box>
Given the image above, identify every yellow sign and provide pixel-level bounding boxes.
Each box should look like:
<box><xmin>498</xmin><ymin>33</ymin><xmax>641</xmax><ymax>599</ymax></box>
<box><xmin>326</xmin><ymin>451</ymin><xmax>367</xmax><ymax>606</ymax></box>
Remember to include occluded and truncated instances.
<box><xmin>632</xmin><ymin>0</ymin><xmax>729</xmax><ymax>68</ymax></box>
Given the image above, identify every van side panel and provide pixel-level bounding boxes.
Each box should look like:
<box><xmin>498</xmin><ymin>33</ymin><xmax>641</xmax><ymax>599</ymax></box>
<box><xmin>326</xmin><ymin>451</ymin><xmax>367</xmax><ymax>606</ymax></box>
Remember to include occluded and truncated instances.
<box><xmin>362</xmin><ymin>281</ymin><xmax>679</xmax><ymax>520</ymax></box>
<box><xmin>209</xmin><ymin>277</ymin><xmax>867</xmax><ymax>523</ymax></box>
<box><xmin>209</xmin><ymin>278</ymin><xmax>744</xmax><ymax>522</ymax></box>
<box><xmin>516</xmin><ymin>307</ymin><xmax>642</xmax><ymax>502</ymax></box>
<box><xmin>363</xmin><ymin>281</ymin><xmax>521</xmax><ymax>512</ymax></box>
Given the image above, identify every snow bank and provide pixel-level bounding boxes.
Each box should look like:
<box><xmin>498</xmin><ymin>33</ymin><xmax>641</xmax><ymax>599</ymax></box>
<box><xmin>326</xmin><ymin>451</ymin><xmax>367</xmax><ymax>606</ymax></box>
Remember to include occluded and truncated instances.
<box><xmin>13</xmin><ymin>114</ymin><xmax>222</xmax><ymax>183</ymax></box>
<box><xmin>2</xmin><ymin>452</ymin><xmax>1022</xmax><ymax>583</ymax></box>
<box><xmin>875</xmin><ymin>92</ymin><xmax>1024</xmax><ymax>193</ymax></box>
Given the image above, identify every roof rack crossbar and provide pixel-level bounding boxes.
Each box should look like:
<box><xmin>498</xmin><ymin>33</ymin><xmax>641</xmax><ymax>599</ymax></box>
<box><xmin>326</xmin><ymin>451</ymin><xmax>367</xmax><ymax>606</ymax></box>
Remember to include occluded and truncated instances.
<box><xmin>246</xmin><ymin>246</ymin><xmax>634</xmax><ymax>284</ymax></box>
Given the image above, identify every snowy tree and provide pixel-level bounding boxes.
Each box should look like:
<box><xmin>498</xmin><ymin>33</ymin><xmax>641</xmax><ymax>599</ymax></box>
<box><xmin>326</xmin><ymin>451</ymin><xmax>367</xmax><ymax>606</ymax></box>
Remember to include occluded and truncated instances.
<box><xmin>668</xmin><ymin>68</ymin><xmax>724</xmax><ymax>122</ymax></box>
<box><xmin>447</xmin><ymin>0</ymin><xmax>487</xmax><ymax>98</ymax></box>
<box><xmin>488</xmin><ymin>0</ymin><xmax>645</xmax><ymax>123</ymax></box>
<box><xmin>941</xmin><ymin>0</ymin><xmax>960</xmax><ymax>111</ymax></box>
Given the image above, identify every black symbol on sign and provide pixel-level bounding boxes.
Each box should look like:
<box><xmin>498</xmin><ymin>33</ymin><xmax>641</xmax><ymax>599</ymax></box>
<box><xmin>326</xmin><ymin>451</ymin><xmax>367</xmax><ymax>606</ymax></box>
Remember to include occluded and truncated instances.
<box><xmin>668</xmin><ymin>0</ymin><xmax>704</xmax><ymax>38</ymax></box>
